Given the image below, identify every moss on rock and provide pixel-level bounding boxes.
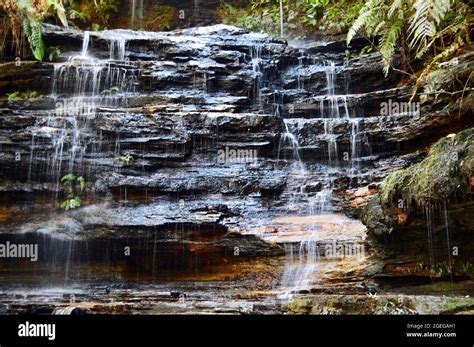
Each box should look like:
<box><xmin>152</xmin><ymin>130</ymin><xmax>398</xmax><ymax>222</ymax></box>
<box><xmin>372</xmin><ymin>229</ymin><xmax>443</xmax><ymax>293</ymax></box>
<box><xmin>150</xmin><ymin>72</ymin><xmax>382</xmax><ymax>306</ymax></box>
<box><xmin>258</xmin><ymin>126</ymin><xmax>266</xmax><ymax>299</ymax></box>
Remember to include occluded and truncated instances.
<box><xmin>380</xmin><ymin>128</ymin><xmax>473</xmax><ymax>208</ymax></box>
<box><xmin>361</xmin><ymin>128</ymin><xmax>474</xmax><ymax>255</ymax></box>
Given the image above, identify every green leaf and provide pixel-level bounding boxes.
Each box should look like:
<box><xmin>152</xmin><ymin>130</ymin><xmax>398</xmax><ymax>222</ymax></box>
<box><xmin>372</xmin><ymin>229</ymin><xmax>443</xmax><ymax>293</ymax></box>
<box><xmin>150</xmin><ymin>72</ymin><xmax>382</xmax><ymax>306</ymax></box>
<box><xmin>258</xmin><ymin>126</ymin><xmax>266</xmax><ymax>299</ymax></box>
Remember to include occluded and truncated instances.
<box><xmin>61</xmin><ymin>174</ymin><xmax>76</xmax><ymax>183</ymax></box>
<box><xmin>49</xmin><ymin>46</ymin><xmax>62</xmax><ymax>61</ymax></box>
<box><xmin>23</xmin><ymin>17</ymin><xmax>45</xmax><ymax>61</ymax></box>
<box><xmin>6</xmin><ymin>91</ymin><xmax>21</xmax><ymax>100</ymax></box>
<box><xmin>77</xmin><ymin>176</ymin><xmax>85</xmax><ymax>192</ymax></box>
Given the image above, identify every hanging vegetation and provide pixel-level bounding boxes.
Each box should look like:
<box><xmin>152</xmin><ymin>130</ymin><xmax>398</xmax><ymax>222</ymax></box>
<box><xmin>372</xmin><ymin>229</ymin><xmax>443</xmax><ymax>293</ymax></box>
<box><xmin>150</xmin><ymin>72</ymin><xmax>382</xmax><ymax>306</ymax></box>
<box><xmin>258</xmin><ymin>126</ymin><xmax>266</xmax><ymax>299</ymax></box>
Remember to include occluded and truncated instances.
<box><xmin>0</xmin><ymin>0</ymin><xmax>68</xmax><ymax>60</ymax></box>
<box><xmin>347</xmin><ymin>0</ymin><xmax>473</xmax><ymax>77</ymax></box>
<box><xmin>0</xmin><ymin>0</ymin><xmax>120</xmax><ymax>59</ymax></box>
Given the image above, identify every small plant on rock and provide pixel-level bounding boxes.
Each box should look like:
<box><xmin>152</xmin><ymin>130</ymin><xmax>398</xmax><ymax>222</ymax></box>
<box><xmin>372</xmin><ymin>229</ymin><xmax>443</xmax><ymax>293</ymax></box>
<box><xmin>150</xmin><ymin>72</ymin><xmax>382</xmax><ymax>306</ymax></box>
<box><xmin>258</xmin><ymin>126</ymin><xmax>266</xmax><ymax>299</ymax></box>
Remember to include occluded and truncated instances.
<box><xmin>49</xmin><ymin>46</ymin><xmax>62</xmax><ymax>61</ymax></box>
<box><xmin>59</xmin><ymin>174</ymin><xmax>85</xmax><ymax>211</ymax></box>
<box><xmin>115</xmin><ymin>154</ymin><xmax>134</xmax><ymax>166</ymax></box>
<box><xmin>6</xmin><ymin>90</ymin><xmax>40</xmax><ymax>100</ymax></box>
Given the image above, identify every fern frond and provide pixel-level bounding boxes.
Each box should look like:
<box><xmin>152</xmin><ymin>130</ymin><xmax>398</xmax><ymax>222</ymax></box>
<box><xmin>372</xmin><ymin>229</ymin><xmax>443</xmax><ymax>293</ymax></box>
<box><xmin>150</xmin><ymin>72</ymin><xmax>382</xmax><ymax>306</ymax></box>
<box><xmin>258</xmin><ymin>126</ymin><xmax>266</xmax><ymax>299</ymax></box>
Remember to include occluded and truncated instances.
<box><xmin>373</xmin><ymin>21</ymin><xmax>386</xmax><ymax>36</ymax></box>
<box><xmin>23</xmin><ymin>17</ymin><xmax>45</xmax><ymax>61</ymax></box>
<box><xmin>388</xmin><ymin>0</ymin><xmax>403</xmax><ymax>18</ymax></box>
<box><xmin>408</xmin><ymin>0</ymin><xmax>453</xmax><ymax>56</ymax></box>
<box><xmin>380</xmin><ymin>19</ymin><xmax>403</xmax><ymax>76</ymax></box>
<box><xmin>347</xmin><ymin>0</ymin><xmax>381</xmax><ymax>45</ymax></box>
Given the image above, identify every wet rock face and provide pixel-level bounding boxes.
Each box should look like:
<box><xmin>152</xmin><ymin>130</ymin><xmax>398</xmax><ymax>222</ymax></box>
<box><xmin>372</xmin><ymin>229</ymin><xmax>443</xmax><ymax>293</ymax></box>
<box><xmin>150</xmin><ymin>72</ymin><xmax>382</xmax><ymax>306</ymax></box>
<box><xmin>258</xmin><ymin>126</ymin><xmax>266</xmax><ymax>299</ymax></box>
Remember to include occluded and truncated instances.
<box><xmin>360</xmin><ymin>129</ymin><xmax>474</xmax><ymax>259</ymax></box>
<box><xmin>1</xmin><ymin>22</ymin><xmax>473</xmax><ymax>287</ymax></box>
<box><xmin>1</xmin><ymin>25</ymin><xmax>288</xmax><ymax>182</ymax></box>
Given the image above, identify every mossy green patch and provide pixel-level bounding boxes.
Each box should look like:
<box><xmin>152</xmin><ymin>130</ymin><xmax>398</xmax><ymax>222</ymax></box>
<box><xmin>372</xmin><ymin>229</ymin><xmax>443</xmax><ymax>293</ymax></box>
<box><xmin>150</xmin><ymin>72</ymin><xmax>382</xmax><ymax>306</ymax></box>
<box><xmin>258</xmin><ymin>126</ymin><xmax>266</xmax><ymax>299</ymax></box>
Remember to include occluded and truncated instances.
<box><xmin>379</xmin><ymin>128</ymin><xmax>474</xmax><ymax>208</ymax></box>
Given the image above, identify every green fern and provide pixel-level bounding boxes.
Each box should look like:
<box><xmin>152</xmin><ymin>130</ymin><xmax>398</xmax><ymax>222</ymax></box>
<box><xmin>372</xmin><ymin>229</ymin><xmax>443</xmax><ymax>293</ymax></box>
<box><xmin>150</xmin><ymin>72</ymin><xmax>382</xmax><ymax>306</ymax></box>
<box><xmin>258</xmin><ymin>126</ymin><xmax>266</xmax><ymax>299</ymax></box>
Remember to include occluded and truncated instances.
<box><xmin>22</xmin><ymin>17</ymin><xmax>45</xmax><ymax>61</ymax></box>
<box><xmin>347</xmin><ymin>0</ymin><xmax>382</xmax><ymax>45</ymax></box>
<box><xmin>347</xmin><ymin>0</ymin><xmax>405</xmax><ymax>75</ymax></box>
<box><xmin>387</xmin><ymin>0</ymin><xmax>403</xmax><ymax>18</ymax></box>
<box><xmin>347</xmin><ymin>0</ymin><xmax>464</xmax><ymax>76</ymax></box>
<box><xmin>380</xmin><ymin>18</ymin><xmax>403</xmax><ymax>75</ymax></box>
<box><xmin>409</xmin><ymin>0</ymin><xmax>453</xmax><ymax>58</ymax></box>
<box><xmin>2</xmin><ymin>0</ymin><xmax>68</xmax><ymax>61</ymax></box>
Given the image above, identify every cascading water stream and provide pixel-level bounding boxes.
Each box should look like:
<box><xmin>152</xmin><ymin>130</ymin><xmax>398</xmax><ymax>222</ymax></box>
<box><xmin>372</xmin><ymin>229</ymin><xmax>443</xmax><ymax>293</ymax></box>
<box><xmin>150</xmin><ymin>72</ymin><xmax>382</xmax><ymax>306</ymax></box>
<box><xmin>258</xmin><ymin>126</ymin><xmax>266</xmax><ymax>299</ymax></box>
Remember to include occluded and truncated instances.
<box><xmin>250</xmin><ymin>44</ymin><xmax>263</xmax><ymax>107</ymax></box>
<box><xmin>279</xmin><ymin>0</ymin><xmax>284</xmax><ymax>38</ymax></box>
<box><xmin>278</xmin><ymin>120</ymin><xmax>306</xmax><ymax>174</ymax></box>
<box><xmin>82</xmin><ymin>31</ymin><xmax>90</xmax><ymax>57</ymax></box>
<box><xmin>275</xmin><ymin>100</ymin><xmax>310</xmax><ymax>214</ymax></box>
<box><xmin>443</xmin><ymin>200</ymin><xmax>454</xmax><ymax>289</ymax></box>
<box><xmin>297</xmin><ymin>55</ymin><xmax>304</xmax><ymax>90</ymax></box>
<box><xmin>425</xmin><ymin>205</ymin><xmax>436</xmax><ymax>280</ymax></box>
<box><xmin>279</xmin><ymin>241</ymin><xmax>320</xmax><ymax>298</ymax></box>
<box><xmin>25</xmin><ymin>31</ymin><xmax>139</xmax><ymax>283</ymax></box>
<box><xmin>278</xmin><ymin>57</ymin><xmax>370</xmax><ymax>297</ymax></box>
<box><xmin>310</xmin><ymin>61</ymin><xmax>349</xmax><ymax>214</ymax></box>
<box><xmin>349</xmin><ymin>118</ymin><xmax>361</xmax><ymax>175</ymax></box>
<box><xmin>277</xmin><ymin>62</ymin><xmax>342</xmax><ymax>297</ymax></box>
<box><xmin>28</xmin><ymin>31</ymin><xmax>138</xmax><ymax>184</ymax></box>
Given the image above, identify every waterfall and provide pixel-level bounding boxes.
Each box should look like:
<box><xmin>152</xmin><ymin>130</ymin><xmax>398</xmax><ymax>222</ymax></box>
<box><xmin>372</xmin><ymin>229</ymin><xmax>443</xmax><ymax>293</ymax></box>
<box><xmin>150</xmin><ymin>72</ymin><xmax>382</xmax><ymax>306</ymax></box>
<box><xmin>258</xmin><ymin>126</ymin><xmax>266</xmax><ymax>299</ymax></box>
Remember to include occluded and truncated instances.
<box><xmin>250</xmin><ymin>44</ymin><xmax>263</xmax><ymax>107</ymax></box>
<box><xmin>297</xmin><ymin>55</ymin><xmax>304</xmax><ymax>90</ymax></box>
<box><xmin>309</xmin><ymin>186</ymin><xmax>333</xmax><ymax>215</ymax></box>
<box><xmin>443</xmin><ymin>200</ymin><xmax>454</xmax><ymax>287</ymax></box>
<box><xmin>349</xmin><ymin>118</ymin><xmax>361</xmax><ymax>175</ymax></box>
<box><xmin>82</xmin><ymin>31</ymin><xmax>90</xmax><ymax>57</ymax></box>
<box><xmin>279</xmin><ymin>241</ymin><xmax>320</xmax><ymax>298</ymax></box>
<box><xmin>278</xmin><ymin>60</ymin><xmax>350</xmax><ymax>295</ymax></box>
<box><xmin>28</xmin><ymin>31</ymin><xmax>137</xmax><ymax>187</ymax></box>
<box><xmin>277</xmin><ymin>108</ymin><xmax>309</xmax><ymax>213</ymax></box>
<box><xmin>194</xmin><ymin>0</ymin><xmax>200</xmax><ymax>19</ymax></box>
<box><xmin>278</xmin><ymin>120</ymin><xmax>306</xmax><ymax>174</ymax></box>
<box><xmin>109</xmin><ymin>37</ymin><xmax>126</xmax><ymax>61</ymax></box>
<box><xmin>425</xmin><ymin>205</ymin><xmax>435</xmax><ymax>278</ymax></box>
<box><xmin>310</xmin><ymin>61</ymin><xmax>345</xmax><ymax>213</ymax></box>
<box><xmin>325</xmin><ymin>61</ymin><xmax>336</xmax><ymax>96</ymax></box>
<box><xmin>323</xmin><ymin>119</ymin><xmax>339</xmax><ymax>163</ymax></box>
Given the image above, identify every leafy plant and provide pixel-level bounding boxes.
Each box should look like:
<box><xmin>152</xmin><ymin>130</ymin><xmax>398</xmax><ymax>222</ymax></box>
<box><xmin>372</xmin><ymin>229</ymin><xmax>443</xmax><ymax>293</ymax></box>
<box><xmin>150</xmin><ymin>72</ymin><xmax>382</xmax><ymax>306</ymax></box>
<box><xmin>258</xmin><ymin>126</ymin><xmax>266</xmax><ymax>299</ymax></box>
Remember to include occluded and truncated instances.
<box><xmin>251</xmin><ymin>0</ymin><xmax>331</xmax><ymax>38</ymax></box>
<box><xmin>346</xmin><ymin>0</ymin><xmax>407</xmax><ymax>76</ymax></box>
<box><xmin>6</xmin><ymin>91</ymin><xmax>21</xmax><ymax>100</ymax></box>
<box><xmin>408</xmin><ymin>0</ymin><xmax>454</xmax><ymax>58</ymax></box>
<box><xmin>115</xmin><ymin>154</ymin><xmax>134</xmax><ymax>166</ymax></box>
<box><xmin>22</xmin><ymin>16</ymin><xmax>45</xmax><ymax>61</ymax></box>
<box><xmin>67</xmin><ymin>0</ymin><xmax>119</xmax><ymax>28</ymax></box>
<box><xmin>1</xmin><ymin>0</ymin><xmax>68</xmax><ymax>60</ymax></box>
<box><xmin>319</xmin><ymin>0</ymin><xmax>364</xmax><ymax>35</ymax></box>
<box><xmin>347</xmin><ymin>0</ymin><xmax>472</xmax><ymax>78</ymax></box>
<box><xmin>25</xmin><ymin>90</ymin><xmax>39</xmax><ymax>98</ymax></box>
<box><xmin>48</xmin><ymin>46</ymin><xmax>62</xmax><ymax>61</ymax></box>
<box><xmin>59</xmin><ymin>174</ymin><xmax>85</xmax><ymax>211</ymax></box>
<box><xmin>91</xmin><ymin>23</ymin><xmax>101</xmax><ymax>31</ymax></box>
<box><xmin>127</xmin><ymin>2</ymin><xmax>176</xmax><ymax>31</ymax></box>
<box><xmin>457</xmin><ymin>261</ymin><xmax>474</xmax><ymax>279</ymax></box>
<box><xmin>218</xmin><ymin>0</ymin><xmax>363</xmax><ymax>39</ymax></box>
<box><xmin>430</xmin><ymin>261</ymin><xmax>453</xmax><ymax>277</ymax></box>
<box><xmin>5</xmin><ymin>90</ymin><xmax>39</xmax><ymax>99</ymax></box>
